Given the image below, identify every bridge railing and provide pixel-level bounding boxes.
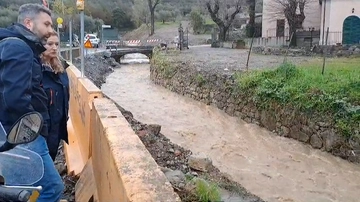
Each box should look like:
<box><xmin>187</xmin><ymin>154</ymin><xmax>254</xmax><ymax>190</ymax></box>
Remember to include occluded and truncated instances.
<box><xmin>105</xmin><ymin>38</ymin><xmax>165</xmax><ymax>49</ymax></box>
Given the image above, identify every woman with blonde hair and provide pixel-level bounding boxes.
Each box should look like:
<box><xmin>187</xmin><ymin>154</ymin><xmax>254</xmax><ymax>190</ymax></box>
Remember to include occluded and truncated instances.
<box><xmin>41</xmin><ymin>30</ymin><xmax>70</xmax><ymax>161</ymax></box>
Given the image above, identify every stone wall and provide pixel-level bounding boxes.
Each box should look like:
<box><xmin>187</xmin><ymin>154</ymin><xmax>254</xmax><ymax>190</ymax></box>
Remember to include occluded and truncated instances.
<box><xmin>253</xmin><ymin>44</ymin><xmax>360</xmax><ymax>57</ymax></box>
<box><xmin>150</xmin><ymin>57</ymin><xmax>360</xmax><ymax>163</ymax></box>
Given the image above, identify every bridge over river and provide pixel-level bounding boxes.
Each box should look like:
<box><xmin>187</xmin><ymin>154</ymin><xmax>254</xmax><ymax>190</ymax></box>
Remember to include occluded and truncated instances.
<box><xmin>108</xmin><ymin>46</ymin><xmax>154</xmax><ymax>62</ymax></box>
<box><xmin>101</xmin><ymin>53</ymin><xmax>360</xmax><ymax>202</ymax></box>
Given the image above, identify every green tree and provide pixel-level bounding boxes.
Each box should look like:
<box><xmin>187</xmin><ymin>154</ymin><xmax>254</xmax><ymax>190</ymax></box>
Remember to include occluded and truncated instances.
<box><xmin>52</xmin><ymin>0</ymin><xmax>75</xmax><ymax>17</ymax></box>
<box><xmin>269</xmin><ymin>0</ymin><xmax>309</xmax><ymax>46</ymax></box>
<box><xmin>205</xmin><ymin>0</ymin><xmax>243</xmax><ymax>41</ymax></box>
<box><xmin>0</xmin><ymin>8</ymin><xmax>17</xmax><ymax>28</ymax></box>
<box><xmin>132</xmin><ymin>0</ymin><xmax>150</xmax><ymax>27</ymax></box>
<box><xmin>51</xmin><ymin>0</ymin><xmax>78</xmax><ymax>33</ymax></box>
<box><xmin>189</xmin><ymin>10</ymin><xmax>205</xmax><ymax>34</ymax></box>
<box><xmin>112</xmin><ymin>7</ymin><xmax>135</xmax><ymax>30</ymax></box>
<box><xmin>148</xmin><ymin>0</ymin><xmax>161</xmax><ymax>35</ymax></box>
<box><xmin>156</xmin><ymin>10</ymin><xmax>172</xmax><ymax>24</ymax></box>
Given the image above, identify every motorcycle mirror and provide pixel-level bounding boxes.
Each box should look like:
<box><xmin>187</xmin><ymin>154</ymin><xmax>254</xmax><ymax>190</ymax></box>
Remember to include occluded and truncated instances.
<box><xmin>6</xmin><ymin>112</ymin><xmax>43</xmax><ymax>145</ymax></box>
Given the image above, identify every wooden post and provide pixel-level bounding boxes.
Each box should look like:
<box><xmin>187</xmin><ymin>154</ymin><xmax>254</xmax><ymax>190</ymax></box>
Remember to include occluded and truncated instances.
<box><xmin>322</xmin><ymin>27</ymin><xmax>329</xmax><ymax>75</ymax></box>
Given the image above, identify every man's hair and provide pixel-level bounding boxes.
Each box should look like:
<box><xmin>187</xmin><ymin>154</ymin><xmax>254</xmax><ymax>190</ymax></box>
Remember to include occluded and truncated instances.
<box><xmin>17</xmin><ymin>3</ymin><xmax>52</xmax><ymax>24</ymax></box>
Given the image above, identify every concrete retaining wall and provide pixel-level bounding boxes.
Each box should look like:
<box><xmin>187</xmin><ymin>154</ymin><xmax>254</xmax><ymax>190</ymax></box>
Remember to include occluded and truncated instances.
<box><xmin>64</xmin><ymin>65</ymin><xmax>180</xmax><ymax>201</ymax></box>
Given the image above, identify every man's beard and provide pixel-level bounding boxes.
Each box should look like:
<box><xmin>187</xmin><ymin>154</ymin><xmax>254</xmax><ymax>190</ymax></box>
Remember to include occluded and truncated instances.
<box><xmin>31</xmin><ymin>23</ymin><xmax>47</xmax><ymax>44</ymax></box>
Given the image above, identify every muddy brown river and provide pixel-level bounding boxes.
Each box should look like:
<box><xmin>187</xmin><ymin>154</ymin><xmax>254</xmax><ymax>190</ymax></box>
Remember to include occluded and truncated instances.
<box><xmin>101</xmin><ymin>59</ymin><xmax>360</xmax><ymax>202</ymax></box>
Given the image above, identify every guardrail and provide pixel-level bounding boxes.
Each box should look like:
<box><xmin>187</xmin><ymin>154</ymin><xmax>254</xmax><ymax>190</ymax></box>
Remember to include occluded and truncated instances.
<box><xmin>60</xmin><ymin>47</ymin><xmax>80</xmax><ymax>61</ymax></box>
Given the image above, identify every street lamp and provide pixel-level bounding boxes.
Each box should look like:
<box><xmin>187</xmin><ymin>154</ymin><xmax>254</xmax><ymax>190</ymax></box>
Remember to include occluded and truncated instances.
<box><xmin>309</xmin><ymin>27</ymin><xmax>315</xmax><ymax>48</ymax></box>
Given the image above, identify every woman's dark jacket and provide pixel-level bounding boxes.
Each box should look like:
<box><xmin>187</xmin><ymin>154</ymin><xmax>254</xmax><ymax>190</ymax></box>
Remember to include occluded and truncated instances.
<box><xmin>42</xmin><ymin>60</ymin><xmax>70</xmax><ymax>143</ymax></box>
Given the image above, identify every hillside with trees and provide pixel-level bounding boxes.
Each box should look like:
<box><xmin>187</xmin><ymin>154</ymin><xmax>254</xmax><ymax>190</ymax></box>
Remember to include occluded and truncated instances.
<box><xmin>0</xmin><ymin>0</ymin><xmax>199</xmax><ymax>32</ymax></box>
<box><xmin>0</xmin><ymin>0</ymin><xmax>263</xmax><ymax>41</ymax></box>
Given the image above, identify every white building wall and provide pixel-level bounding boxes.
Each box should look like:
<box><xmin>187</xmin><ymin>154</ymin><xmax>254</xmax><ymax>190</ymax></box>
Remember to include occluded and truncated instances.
<box><xmin>262</xmin><ymin>0</ymin><xmax>322</xmax><ymax>38</ymax></box>
<box><xmin>320</xmin><ymin>0</ymin><xmax>360</xmax><ymax>45</ymax></box>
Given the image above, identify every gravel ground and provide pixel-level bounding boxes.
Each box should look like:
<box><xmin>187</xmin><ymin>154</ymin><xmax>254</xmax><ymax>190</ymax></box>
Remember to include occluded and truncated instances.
<box><xmin>123</xmin><ymin>21</ymin><xmax>211</xmax><ymax>46</ymax></box>
<box><xmin>166</xmin><ymin>46</ymin><xmax>315</xmax><ymax>74</ymax></box>
<box><xmin>122</xmin><ymin>20</ymin><xmax>312</xmax><ymax>73</ymax></box>
<box><xmin>54</xmin><ymin>143</ymin><xmax>78</xmax><ymax>202</ymax></box>
<box><xmin>72</xmin><ymin>54</ymin><xmax>119</xmax><ymax>87</ymax></box>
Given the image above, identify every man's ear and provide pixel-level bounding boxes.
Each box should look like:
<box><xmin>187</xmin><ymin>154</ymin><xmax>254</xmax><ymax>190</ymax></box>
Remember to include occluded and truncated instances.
<box><xmin>23</xmin><ymin>18</ymin><xmax>33</xmax><ymax>30</ymax></box>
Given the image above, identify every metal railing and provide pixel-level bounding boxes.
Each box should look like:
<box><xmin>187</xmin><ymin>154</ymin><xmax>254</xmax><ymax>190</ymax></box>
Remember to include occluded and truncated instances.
<box><xmin>323</xmin><ymin>31</ymin><xmax>342</xmax><ymax>45</ymax></box>
<box><xmin>266</xmin><ymin>28</ymin><xmax>290</xmax><ymax>38</ymax></box>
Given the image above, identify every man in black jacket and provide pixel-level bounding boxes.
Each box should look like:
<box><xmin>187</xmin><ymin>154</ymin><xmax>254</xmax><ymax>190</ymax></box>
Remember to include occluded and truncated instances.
<box><xmin>0</xmin><ymin>3</ymin><xmax>64</xmax><ymax>201</ymax></box>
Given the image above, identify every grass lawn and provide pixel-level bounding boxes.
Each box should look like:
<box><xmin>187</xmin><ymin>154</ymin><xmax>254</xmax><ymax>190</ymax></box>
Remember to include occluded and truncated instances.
<box><xmin>204</xmin><ymin>18</ymin><xmax>215</xmax><ymax>25</ymax></box>
<box><xmin>235</xmin><ymin>57</ymin><xmax>360</xmax><ymax>138</ymax></box>
<box><xmin>291</xmin><ymin>57</ymin><xmax>360</xmax><ymax>105</ymax></box>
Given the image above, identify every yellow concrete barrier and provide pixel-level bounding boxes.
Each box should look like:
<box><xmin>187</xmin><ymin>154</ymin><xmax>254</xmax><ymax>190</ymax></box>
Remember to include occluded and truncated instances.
<box><xmin>66</xmin><ymin>65</ymin><xmax>102</xmax><ymax>175</ymax></box>
<box><xmin>90</xmin><ymin>98</ymin><xmax>181</xmax><ymax>202</ymax></box>
<box><xmin>65</xmin><ymin>64</ymin><xmax>181</xmax><ymax>201</ymax></box>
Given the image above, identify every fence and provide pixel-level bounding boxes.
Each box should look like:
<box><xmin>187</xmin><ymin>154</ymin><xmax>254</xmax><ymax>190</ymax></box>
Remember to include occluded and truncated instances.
<box><xmin>246</xmin><ymin>29</ymin><xmax>345</xmax><ymax>48</ymax></box>
<box><xmin>265</xmin><ymin>28</ymin><xmax>291</xmax><ymax>38</ymax></box>
<box><xmin>245</xmin><ymin>37</ymin><xmax>290</xmax><ymax>47</ymax></box>
<box><xmin>322</xmin><ymin>31</ymin><xmax>342</xmax><ymax>45</ymax></box>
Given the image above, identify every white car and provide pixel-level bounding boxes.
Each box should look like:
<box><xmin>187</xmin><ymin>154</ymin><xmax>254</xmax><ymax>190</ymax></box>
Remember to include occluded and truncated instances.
<box><xmin>84</xmin><ymin>34</ymin><xmax>100</xmax><ymax>48</ymax></box>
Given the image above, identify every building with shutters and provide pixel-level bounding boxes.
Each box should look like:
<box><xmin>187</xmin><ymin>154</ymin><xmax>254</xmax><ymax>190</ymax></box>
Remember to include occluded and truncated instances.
<box><xmin>262</xmin><ymin>0</ymin><xmax>360</xmax><ymax>45</ymax></box>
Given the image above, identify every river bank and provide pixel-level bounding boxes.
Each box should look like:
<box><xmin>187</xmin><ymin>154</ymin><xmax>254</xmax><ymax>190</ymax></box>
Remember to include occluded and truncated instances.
<box><xmin>102</xmin><ymin>61</ymin><xmax>360</xmax><ymax>202</ymax></box>
<box><xmin>150</xmin><ymin>47</ymin><xmax>360</xmax><ymax>163</ymax></box>
<box><xmin>73</xmin><ymin>53</ymin><xmax>264</xmax><ymax>201</ymax></box>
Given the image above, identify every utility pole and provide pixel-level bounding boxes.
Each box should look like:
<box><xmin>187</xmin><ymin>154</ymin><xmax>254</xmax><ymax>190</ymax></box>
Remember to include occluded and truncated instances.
<box><xmin>56</xmin><ymin>17</ymin><xmax>63</xmax><ymax>41</ymax></box>
<box><xmin>69</xmin><ymin>19</ymin><xmax>73</xmax><ymax>62</ymax></box>
<box><xmin>77</xmin><ymin>0</ymin><xmax>85</xmax><ymax>77</ymax></box>
<box><xmin>61</xmin><ymin>0</ymin><xmax>73</xmax><ymax>62</ymax></box>
<box><xmin>61</xmin><ymin>0</ymin><xmax>64</xmax><ymax>15</ymax></box>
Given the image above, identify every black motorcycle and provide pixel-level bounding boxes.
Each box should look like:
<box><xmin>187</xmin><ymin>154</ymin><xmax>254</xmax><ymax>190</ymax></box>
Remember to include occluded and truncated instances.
<box><xmin>0</xmin><ymin>112</ymin><xmax>44</xmax><ymax>202</ymax></box>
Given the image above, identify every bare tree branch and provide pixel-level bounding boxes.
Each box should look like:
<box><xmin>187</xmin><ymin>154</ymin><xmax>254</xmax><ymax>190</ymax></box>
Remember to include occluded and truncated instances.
<box><xmin>148</xmin><ymin>0</ymin><xmax>161</xmax><ymax>11</ymax></box>
<box><xmin>205</xmin><ymin>0</ymin><xmax>244</xmax><ymax>41</ymax></box>
<box><xmin>266</xmin><ymin>0</ymin><xmax>310</xmax><ymax>46</ymax></box>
